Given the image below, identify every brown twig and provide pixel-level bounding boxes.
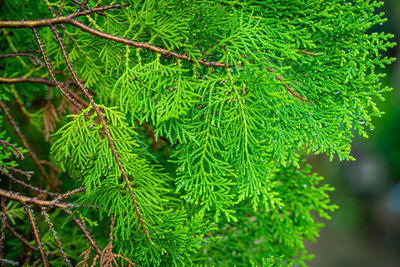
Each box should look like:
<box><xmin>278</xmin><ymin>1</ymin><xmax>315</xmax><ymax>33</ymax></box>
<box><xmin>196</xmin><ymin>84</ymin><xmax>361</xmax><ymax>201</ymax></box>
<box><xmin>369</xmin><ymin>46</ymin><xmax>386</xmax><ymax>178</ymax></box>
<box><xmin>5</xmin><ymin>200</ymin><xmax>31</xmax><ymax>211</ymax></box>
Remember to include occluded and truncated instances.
<box><xmin>0</xmin><ymin>77</ymin><xmax>55</xmax><ymax>86</ymax></box>
<box><xmin>266</xmin><ymin>67</ymin><xmax>307</xmax><ymax>101</ymax></box>
<box><xmin>0</xmin><ymin>3</ymin><xmax>127</xmax><ymax>28</ymax></box>
<box><xmin>0</xmin><ymin>165</ymin><xmax>33</xmax><ymax>180</ymax></box>
<box><xmin>0</xmin><ymin>198</ymin><xmax>6</xmax><ymax>260</ymax></box>
<box><xmin>67</xmin><ymin>19</ymin><xmax>227</xmax><ymax>69</ymax></box>
<box><xmin>0</xmin><ymin>258</ymin><xmax>18</xmax><ymax>266</ymax></box>
<box><xmin>0</xmin><ymin>101</ymin><xmax>60</xmax><ymax>191</ymax></box>
<box><xmin>50</xmin><ymin>24</ymin><xmax>155</xmax><ymax>246</ymax></box>
<box><xmin>23</xmin><ymin>204</ymin><xmax>48</xmax><ymax>267</ymax></box>
<box><xmin>0</xmin><ymin>188</ymin><xmax>71</xmax><ymax>210</ymax></box>
<box><xmin>0</xmin><ymin>139</ymin><xmax>24</xmax><ymax>159</ymax></box>
<box><xmin>298</xmin><ymin>50</ymin><xmax>317</xmax><ymax>56</ymax></box>
<box><xmin>41</xmin><ymin>207</ymin><xmax>72</xmax><ymax>267</ymax></box>
<box><xmin>100</xmin><ymin>214</ymin><xmax>115</xmax><ymax>266</ymax></box>
<box><xmin>32</xmin><ymin>28</ymin><xmax>83</xmax><ymax>111</ymax></box>
<box><xmin>5</xmin><ymin>222</ymin><xmax>62</xmax><ymax>257</ymax></box>
<box><xmin>52</xmin><ymin>186</ymin><xmax>86</xmax><ymax>202</ymax></box>
<box><xmin>0</xmin><ymin>168</ymin><xmax>58</xmax><ymax>197</ymax></box>
<box><xmin>0</xmin><ymin>51</ymin><xmax>43</xmax><ymax>66</ymax></box>
<box><xmin>61</xmin><ymin>208</ymin><xmax>101</xmax><ymax>255</ymax></box>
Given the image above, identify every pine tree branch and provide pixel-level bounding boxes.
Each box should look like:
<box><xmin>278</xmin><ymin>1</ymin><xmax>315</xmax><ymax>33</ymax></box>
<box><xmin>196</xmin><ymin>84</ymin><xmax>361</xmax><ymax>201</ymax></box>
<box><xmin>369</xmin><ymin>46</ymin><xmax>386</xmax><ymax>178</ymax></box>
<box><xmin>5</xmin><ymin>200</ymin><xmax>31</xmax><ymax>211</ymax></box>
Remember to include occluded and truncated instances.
<box><xmin>50</xmin><ymin>24</ymin><xmax>155</xmax><ymax>246</ymax></box>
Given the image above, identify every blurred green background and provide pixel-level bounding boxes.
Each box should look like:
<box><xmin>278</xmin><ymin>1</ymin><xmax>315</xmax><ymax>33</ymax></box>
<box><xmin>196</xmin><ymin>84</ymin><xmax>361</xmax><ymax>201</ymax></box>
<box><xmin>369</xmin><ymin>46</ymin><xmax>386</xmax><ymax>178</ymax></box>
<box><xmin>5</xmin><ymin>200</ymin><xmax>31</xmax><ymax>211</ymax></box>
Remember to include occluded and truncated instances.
<box><xmin>308</xmin><ymin>1</ymin><xmax>400</xmax><ymax>266</ymax></box>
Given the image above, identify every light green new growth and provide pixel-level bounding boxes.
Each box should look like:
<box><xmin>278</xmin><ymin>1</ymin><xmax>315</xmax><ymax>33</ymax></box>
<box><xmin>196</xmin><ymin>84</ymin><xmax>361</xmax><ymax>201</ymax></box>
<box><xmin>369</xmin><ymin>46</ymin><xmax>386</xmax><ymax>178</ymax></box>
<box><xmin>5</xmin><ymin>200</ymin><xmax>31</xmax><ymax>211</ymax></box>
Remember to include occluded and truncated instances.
<box><xmin>0</xmin><ymin>0</ymin><xmax>395</xmax><ymax>266</ymax></box>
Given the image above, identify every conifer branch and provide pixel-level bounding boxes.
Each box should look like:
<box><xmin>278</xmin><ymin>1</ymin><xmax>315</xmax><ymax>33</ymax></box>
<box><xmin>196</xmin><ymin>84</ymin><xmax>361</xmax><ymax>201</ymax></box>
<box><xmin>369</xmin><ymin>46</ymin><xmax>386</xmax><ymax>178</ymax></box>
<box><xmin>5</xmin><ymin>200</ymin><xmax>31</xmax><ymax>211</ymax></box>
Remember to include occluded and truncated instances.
<box><xmin>23</xmin><ymin>204</ymin><xmax>49</xmax><ymax>267</ymax></box>
<box><xmin>50</xmin><ymin>24</ymin><xmax>155</xmax><ymax>246</ymax></box>
<box><xmin>0</xmin><ymin>3</ymin><xmax>126</xmax><ymax>28</ymax></box>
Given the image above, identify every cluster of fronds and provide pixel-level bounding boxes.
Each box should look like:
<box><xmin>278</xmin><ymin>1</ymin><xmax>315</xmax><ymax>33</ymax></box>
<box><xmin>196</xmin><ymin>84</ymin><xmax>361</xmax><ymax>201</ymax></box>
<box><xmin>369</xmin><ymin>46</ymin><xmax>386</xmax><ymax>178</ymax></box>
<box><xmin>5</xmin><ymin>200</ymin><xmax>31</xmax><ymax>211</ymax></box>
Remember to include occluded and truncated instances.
<box><xmin>0</xmin><ymin>0</ymin><xmax>395</xmax><ymax>266</ymax></box>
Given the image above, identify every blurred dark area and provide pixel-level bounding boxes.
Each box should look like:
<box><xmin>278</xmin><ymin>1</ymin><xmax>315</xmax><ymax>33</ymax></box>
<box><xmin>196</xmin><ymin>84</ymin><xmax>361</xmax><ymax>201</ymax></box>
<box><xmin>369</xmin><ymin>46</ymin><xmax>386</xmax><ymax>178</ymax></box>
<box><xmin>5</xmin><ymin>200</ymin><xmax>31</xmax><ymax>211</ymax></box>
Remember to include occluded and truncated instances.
<box><xmin>308</xmin><ymin>1</ymin><xmax>400</xmax><ymax>266</ymax></box>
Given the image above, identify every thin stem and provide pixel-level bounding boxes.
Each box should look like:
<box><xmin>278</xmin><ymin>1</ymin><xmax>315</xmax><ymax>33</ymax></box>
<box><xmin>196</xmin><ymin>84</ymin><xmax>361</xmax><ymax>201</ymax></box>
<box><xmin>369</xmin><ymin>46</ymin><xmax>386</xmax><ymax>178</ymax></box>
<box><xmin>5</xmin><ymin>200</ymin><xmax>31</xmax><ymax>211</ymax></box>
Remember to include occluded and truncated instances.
<box><xmin>5</xmin><ymin>221</ymin><xmax>62</xmax><ymax>256</ymax></box>
<box><xmin>0</xmin><ymin>77</ymin><xmax>57</xmax><ymax>86</ymax></box>
<box><xmin>0</xmin><ymin>3</ymin><xmax>127</xmax><ymax>28</ymax></box>
<box><xmin>0</xmin><ymin>101</ymin><xmax>57</xmax><ymax>189</ymax></box>
<box><xmin>32</xmin><ymin>28</ymin><xmax>83</xmax><ymax>111</ymax></box>
<box><xmin>0</xmin><ymin>139</ymin><xmax>24</xmax><ymax>159</ymax></box>
<box><xmin>23</xmin><ymin>204</ymin><xmax>48</xmax><ymax>267</ymax></box>
<box><xmin>50</xmin><ymin>24</ymin><xmax>155</xmax><ymax>246</ymax></box>
<box><xmin>41</xmin><ymin>207</ymin><xmax>72</xmax><ymax>267</ymax></box>
<box><xmin>0</xmin><ymin>168</ymin><xmax>58</xmax><ymax>197</ymax></box>
<box><xmin>0</xmin><ymin>188</ymin><xmax>72</xmax><ymax>210</ymax></box>
<box><xmin>266</xmin><ymin>67</ymin><xmax>307</xmax><ymax>101</ymax></box>
<box><xmin>0</xmin><ymin>165</ymin><xmax>33</xmax><ymax>180</ymax></box>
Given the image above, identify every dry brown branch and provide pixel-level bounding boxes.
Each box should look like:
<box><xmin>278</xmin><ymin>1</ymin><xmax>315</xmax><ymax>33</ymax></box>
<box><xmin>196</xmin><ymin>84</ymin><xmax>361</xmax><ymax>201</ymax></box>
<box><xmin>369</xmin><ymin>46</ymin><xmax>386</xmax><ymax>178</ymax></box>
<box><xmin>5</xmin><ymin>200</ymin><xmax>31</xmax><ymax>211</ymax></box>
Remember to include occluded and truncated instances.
<box><xmin>0</xmin><ymin>3</ymin><xmax>227</xmax><ymax>69</ymax></box>
<box><xmin>0</xmin><ymin>165</ymin><xmax>33</xmax><ymax>180</ymax></box>
<box><xmin>41</xmin><ymin>207</ymin><xmax>72</xmax><ymax>267</ymax></box>
<box><xmin>23</xmin><ymin>204</ymin><xmax>48</xmax><ymax>267</ymax></box>
<box><xmin>0</xmin><ymin>188</ymin><xmax>71</xmax><ymax>210</ymax></box>
<box><xmin>0</xmin><ymin>198</ymin><xmax>6</xmax><ymax>260</ymax></box>
<box><xmin>0</xmin><ymin>168</ymin><xmax>58</xmax><ymax>197</ymax></box>
<box><xmin>5</xmin><ymin>221</ymin><xmax>62</xmax><ymax>257</ymax></box>
<box><xmin>0</xmin><ymin>101</ymin><xmax>59</xmax><ymax>191</ymax></box>
<box><xmin>32</xmin><ymin>28</ymin><xmax>83</xmax><ymax>111</ymax></box>
<box><xmin>0</xmin><ymin>139</ymin><xmax>24</xmax><ymax>159</ymax></box>
<box><xmin>0</xmin><ymin>77</ymin><xmax>56</xmax><ymax>86</ymax></box>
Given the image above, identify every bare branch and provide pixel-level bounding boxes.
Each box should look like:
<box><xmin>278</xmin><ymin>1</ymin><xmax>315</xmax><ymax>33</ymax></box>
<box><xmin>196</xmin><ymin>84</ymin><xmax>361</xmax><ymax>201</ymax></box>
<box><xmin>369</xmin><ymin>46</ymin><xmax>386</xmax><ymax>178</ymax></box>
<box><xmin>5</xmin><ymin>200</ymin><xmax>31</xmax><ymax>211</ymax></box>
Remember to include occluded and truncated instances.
<box><xmin>0</xmin><ymin>3</ymin><xmax>127</xmax><ymax>28</ymax></box>
<box><xmin>0</xmin><ymin>77</ymin><xmax>56</xmax><ymax>87</ymax></box>
<box><xmin>5</xmin><ymin>221</ymin><xmax>62</xmax><ymax>257</ymax></box>
<box><xmin>0</xmin><ymin>101</ymin><xmax>58</xmax><ymax>190</ymax></box>
<box><xmin>0</xmin><ymin>165</ymin><xmax>33</xmax><ymax>180</ymax></box>
<box><xmin>23</xmin><ymin>204</ymin><xmax>48</xmax><ymax>267</ymax></box>
<box><xmin>0</xmin><ymin>139</ymin><xmax>24</xmax><ymax>159</ymax></box>
<box><xmin>32</xmin><ymin>28</ymin><xmax>83</xmax><ymax>111</ymax></box>
<box><xmin>41</xmin><ymin>207</ymin><xmax>72</xmax><ymax>267</ymax></box>
<box><xmin>0</xmin><ymin>168</ymin><xmax>58</xmax><ymax>196</ymax></box>
<box><xmin>0</xmin><ymin>188</ymin><xmax>71</xmax><ymax>210</ymax></box>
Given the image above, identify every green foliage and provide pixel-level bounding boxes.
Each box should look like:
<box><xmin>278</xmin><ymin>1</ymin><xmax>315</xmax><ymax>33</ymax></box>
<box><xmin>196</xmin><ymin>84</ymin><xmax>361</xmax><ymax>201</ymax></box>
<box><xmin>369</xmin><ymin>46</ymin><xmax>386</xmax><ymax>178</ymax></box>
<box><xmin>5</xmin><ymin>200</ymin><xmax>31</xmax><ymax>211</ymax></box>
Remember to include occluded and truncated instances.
<box><xmin>0</xmin><ymin>0</ymin><xmax>395</xmax><ymax>266</ymax></box>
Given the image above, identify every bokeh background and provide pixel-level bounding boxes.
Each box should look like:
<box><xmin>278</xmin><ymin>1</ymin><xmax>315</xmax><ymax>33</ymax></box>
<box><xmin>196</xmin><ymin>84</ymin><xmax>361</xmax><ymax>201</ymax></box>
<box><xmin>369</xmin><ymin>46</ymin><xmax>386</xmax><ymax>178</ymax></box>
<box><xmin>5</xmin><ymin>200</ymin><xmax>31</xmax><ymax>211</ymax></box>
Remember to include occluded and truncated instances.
<box><xmin>308</xmin><ymin>1</ymin><xmax>400</xmax><ymax>266</ymax></box>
